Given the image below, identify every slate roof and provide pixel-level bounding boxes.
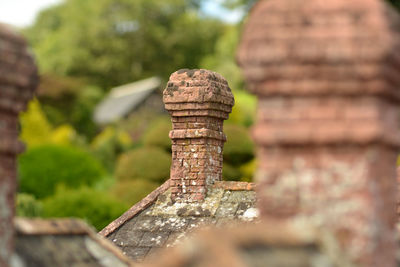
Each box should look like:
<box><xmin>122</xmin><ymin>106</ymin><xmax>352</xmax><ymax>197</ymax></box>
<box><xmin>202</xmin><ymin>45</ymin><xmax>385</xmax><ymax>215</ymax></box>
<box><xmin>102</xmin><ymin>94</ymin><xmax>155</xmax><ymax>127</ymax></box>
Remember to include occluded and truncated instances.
<box><xmin>94</xmin><ymin>77</ymin><xmax>161</xmax><ymax>124</ymax></box>
<box><xmin>100</xmin><ymin>180</ymin><xmax>257</xmax><ymax>262</ymax></box>
<box><xmin>14</xmin><ymin>218</ymin><xmax>133</xmax><ymax>267</ymax></box>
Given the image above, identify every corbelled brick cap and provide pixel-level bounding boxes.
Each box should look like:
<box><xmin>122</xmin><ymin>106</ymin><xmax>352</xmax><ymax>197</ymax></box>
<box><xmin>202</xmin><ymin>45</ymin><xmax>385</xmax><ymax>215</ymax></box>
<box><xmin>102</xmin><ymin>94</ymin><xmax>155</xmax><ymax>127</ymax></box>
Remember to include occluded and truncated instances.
<box><xmin>237</xmin><ymin>0</ymin><xmax>400</xmax><ymax>147</ymax></box>
<box><xmin>0</xmin><ymin>23</ymin><xmax>38</xmax><ymax>266</ymax></box>
<box><xmin>163</xmin><ymin>69</ymin><xmax>234</xmax><ymax>202</ymax></box>
<box><xmin>237</xmin><ymin>0</ymin><xmax>400</xmax><ymax>266</ymax></box>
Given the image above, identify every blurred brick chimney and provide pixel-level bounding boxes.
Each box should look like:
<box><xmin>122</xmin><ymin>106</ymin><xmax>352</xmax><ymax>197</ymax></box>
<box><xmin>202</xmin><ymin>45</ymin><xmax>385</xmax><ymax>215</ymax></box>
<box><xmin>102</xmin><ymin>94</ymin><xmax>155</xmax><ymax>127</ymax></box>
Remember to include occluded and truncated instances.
<box><xmin>163</xmin><ymin>69</ymin><xmax>234</xmax><ymax>202</ymax></box>
<box><xmin>237</xmin><ymin>0</ymin><xmax>400</xmax><ymax>266</ymax></box>
<box><xmin>0</xmin><ymin>23</ymin><xmax>37</xmax><ymax>266</ymax></box>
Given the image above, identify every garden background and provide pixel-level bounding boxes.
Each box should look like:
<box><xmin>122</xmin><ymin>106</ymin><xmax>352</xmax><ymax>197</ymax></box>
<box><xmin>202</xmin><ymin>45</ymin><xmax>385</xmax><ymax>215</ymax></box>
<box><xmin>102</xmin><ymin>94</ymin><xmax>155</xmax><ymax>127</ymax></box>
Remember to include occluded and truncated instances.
<box><xmin>14</xmin><ymin>0</ymin><xmax>400</xmax><ymax>230</ymax></box>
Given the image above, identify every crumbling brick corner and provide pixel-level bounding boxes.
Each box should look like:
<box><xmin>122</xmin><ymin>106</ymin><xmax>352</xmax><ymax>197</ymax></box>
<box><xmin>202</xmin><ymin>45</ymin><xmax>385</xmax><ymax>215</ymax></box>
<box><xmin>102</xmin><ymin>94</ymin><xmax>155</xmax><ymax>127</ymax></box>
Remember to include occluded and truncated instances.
<box><xmin>237</xmin><ymin>0</ymin><xmax>400</xmax><ymax>266</ymax></box>
<box><xmin>0</xmin><ymin>23</ymin><xmax>38</xmax><ymax>266</ymax></box>
<box><xmin>163</xmin><ymin>69</ymin><xmax>234</xmax><ymax>202</ymax></box>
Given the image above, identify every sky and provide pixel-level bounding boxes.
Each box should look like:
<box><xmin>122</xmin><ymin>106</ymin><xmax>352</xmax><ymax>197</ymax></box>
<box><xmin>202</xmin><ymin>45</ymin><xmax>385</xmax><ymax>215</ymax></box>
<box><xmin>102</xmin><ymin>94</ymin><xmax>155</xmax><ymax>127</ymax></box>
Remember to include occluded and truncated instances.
<box><xmin>0</xmin><ymin>0</ymin><xmax>62</xmax><ymax>27</ymax></box>
<box><xmin>0</xmin><ymin>0</ymin><xmax>243</xmax><ymax>28</ymax></box>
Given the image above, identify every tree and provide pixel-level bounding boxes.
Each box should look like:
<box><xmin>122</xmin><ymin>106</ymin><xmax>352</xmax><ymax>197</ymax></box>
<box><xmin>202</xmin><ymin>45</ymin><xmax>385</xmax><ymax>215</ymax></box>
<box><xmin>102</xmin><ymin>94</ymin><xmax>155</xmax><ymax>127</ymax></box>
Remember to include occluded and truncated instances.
<box><xmin>24</xmin><ymin>0</ymin><xmax>225</xmax><ymax>90</ymax></box>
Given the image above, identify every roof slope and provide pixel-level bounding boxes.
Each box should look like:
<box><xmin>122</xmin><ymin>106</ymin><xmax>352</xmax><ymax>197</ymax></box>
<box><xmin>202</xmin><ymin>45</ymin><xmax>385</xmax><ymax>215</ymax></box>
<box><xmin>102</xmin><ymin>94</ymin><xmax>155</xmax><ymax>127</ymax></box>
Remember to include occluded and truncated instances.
<box><xmin>14</xmin><ymin>218</ymin><xmax>133</xmax><ymax>267</ymax></box>
<box><xmin>94</xmin><ymin>77</ymin><xmax>161</xmax><ymax>124</ymax></box>
<box><xmin>100</xmin><ymin>181</ymin><xmax>257</xmax><ymax>262</ymax></box>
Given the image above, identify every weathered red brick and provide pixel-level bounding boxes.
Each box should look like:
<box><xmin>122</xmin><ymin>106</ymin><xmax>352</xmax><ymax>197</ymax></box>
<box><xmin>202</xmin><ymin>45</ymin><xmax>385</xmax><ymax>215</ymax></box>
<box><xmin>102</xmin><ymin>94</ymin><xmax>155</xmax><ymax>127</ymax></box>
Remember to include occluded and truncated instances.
<box><xmin>0</xmin><ymin>23</ymin><xmax>37</xmax><ymax>266</ymax></box>
<box><xmin>164</xmin><ymin>69</ymin><xmax>234</xmax><ymax>202</ymax></box>
<box><xmin>238</xmin><ymin>0</ymin><xmax>400</xmax><ymax>266</ymax></box>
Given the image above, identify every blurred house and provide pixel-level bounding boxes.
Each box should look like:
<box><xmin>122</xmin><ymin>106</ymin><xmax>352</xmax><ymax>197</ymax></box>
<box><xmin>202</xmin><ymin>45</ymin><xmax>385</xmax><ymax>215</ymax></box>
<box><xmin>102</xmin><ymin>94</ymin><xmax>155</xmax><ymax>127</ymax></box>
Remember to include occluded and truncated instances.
<box><xmin>94</xmin><ymin>77</ymin><xmax>164</xmax><ymax>125</ymax></box>
<box><xmin>14</xmin><ymin>218</ymin><xmax>132</xmax><ymax>267</ymax></box>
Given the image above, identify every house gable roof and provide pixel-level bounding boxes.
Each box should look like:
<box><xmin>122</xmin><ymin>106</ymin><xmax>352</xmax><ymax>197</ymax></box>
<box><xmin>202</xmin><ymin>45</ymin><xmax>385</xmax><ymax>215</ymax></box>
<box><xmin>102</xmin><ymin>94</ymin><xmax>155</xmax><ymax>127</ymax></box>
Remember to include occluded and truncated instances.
<box><xmin>94</xmin><ymin>77</ymin><xmax>161</xmax><ymax>124</ymax></box>
<box><xmin>100</xmin><ymin>180</ymin><xmax>257</xmax><ymax>262</ymax></box>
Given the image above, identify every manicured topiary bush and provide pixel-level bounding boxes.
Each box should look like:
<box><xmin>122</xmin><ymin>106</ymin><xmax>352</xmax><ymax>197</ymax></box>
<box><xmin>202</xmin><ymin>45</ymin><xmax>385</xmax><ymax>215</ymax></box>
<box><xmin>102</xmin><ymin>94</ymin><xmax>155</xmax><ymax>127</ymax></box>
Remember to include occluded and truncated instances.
<box><xmin>115</xmin><ymin>147</ymin><xmax>171</xmax><ymax>183</ymax></box>
<box><xmin>18</xmin><ymin>144</ymin><xmax>106</xmax><ymax>199</ymax></box>
<box><xmin>142</xmin><ymin>116</ymin><xmax>171</xmax><ymax>152</ymax></box>
<box><xmin>223</xmin><ymin>124</ymin><xmax>254</xmax><ymax>165</ymax></box>
<box><xmin>42</xmin><ymin>187</ymin><xmax>127</xmax><ymax>230</ymax></box>
<box><xmin>112</xmin><ymin>179</ymin><xmax>159</xmax><ymax>205</ymax></box>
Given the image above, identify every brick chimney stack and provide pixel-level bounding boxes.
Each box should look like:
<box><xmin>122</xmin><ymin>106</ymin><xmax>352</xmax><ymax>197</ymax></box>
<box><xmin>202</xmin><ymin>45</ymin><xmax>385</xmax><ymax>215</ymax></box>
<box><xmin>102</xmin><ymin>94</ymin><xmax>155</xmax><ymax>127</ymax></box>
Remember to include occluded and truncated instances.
<box><xmin>163</xmin><ymin>69</ymin><xmax>234</xmax><ymax>202</ymax></box>
<box><xmin>237</xmin><ymin>0</ymin><xmax>400</xmax><ymax>266</ymax></box>
<box><xmin>0</xmin><ymin>24</ymin><xmax>37</xmax><ymax>266</ymax></box>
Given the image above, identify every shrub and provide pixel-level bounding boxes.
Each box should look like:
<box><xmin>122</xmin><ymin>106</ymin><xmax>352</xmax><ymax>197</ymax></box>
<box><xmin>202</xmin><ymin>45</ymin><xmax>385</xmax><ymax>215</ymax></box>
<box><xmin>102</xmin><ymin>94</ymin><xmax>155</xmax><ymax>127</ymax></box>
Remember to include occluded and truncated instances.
<box><xmin>42</xmin><ymin>187</ymin><xmax>127</xmax><ymax>231</ymax></box>
<box><xmin>20</xmin><ymin>99</ymin><xmax>85</xmax><ymax>149</ymax></box>
<box><xmin>112</xmin><ymin>179</ymin><xmax>159</xmax><ymax>205</ymax></box>
<box><xmin>142</xmin><ymin>116</ymin><xmax>171</xmax><ymax>152</ymax></box>
<box><xmin>239</xmin><ymin>159</ymin><xmax>256</xmax><ymax>182</ymax></box>
<box><xmin>223</xmin><ymin>124</ymin><xmax>254</xmax><ymax>165</ymax></box>
<box><xmin>222</xmin><ymin>163</ymin><xmax>242</xmax><ymax>181</ymax></box>
<box><xmin>91</xmin><ymin>126</ymin><xmax>133</xmax><ymax>171</ymax></box>
<box><xmin>115</xmin><ymin>147</ymin><xmax>171</xmax><ymax>183</ymax></box>
<box><xmin>18</xmin><ymin>144</ymin><xmax>106</xmax><ymax>199</ymax></box>
<box><xmin>16</xmin><ymin>193</ymin><xmax>42</xmax><ymax>217</ymax></box>
<box><xmin>19</xmin><ymin>99</ymin><xmax>53</xmax><ymax>148</ymax></box>
<box><xmin>227</xmin><ymin>90</ymin><xmax>256</xmax><ymax>127</ymax></box>
<box><xmin>122</xmin><ymin>110</ymin><xmax>160</xmax><ymax>143</ymax></box>
<box><xmin>50</xmin><ymin>124</ymin><xmax>85</xmax><ymax>147</ymax></box>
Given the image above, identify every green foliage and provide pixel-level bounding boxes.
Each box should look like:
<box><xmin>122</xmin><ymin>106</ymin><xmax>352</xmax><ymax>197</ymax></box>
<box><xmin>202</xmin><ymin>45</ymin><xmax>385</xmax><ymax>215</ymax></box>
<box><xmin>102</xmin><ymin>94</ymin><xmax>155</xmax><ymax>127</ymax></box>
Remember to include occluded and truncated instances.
<box><xmin>223</xmin><ymin>123</ymin><xmax>254</xmax><ymax>165</ymax></box>
<box><xmin>387</xmin><ymin>0</ymin><xmax>400</xmax><ymax>11</ymax></box>
<box><xmin>115</xmin><ymin>147</ymin><xmax>171</xmax><ymax>183</ymax></box>
<box><xmin>200</xmin><ymin>24</ymin><xmax>256</xmax><ymax>127</ymax></box>
<box><xmin>201</xmin><ymin>25</ymin><xmax>243</xmax><ymax>90</ymax></box>
<box><xmin>90</xmin><ymin>126</ymin><xmax>133</xmax><ymax>171</ymax></box>
<box><xmin>24</xmin><ymin>0</ymin><xmax>225</xmax><ymax>89</ymax></box>
<box><xmin>42</xmin><ymin>187</ymin><xmax>128</xmax><ymax>230</ymax></box>
<box><xmin>222</xmin><ymin>163</ymin><xmax>242</xmax><ymax>181</ymax></box>
<box><xmin>19</xmin><ymin>99</ymin><xmax>53</xmax><ymax>147</ymax></box>
<box><xmin>38</xmin><ymin>74</ymin><xmax>104</xmax><ymax>140</ymax></box>
<box><xmin>70</xmin><ymin>85</ymin><xmax>104</xmax><ymax>139</ymax></box>
<box><xmin>142</xmin><ymin>116</ymin><xmax>172</xmax><ymax>152</ymax></box>
<box><xmin>112</xmin><ymin>179</ymin><xmax>159</xmax><ymax>205</ymax></box>
<box><xmin>122</xmin><ymin>110</ymin><xmax>161</xmax><ymax>143</ymax></box>
<box><xmin>18</xmin><ymin>144</ymin><xmax>106</xmax><ymax>199</ymax></box>
<box><xmin>16</xmin><ymin>193</ymin><xmax>43</xmax><ymax>217</ymax></box>
<box><xmin>50</xmin><ymin>124</ymin><xmax>82</xmax><ymax>146</ymax></box>
<box><xmin>239</xmin><ymin>159</ymin><xmax>256</xmax><ymax>182</ymax></box>
<box><xmin>223</xmin><ymin>159</ymin><xmax>255</xmax><ymax>182</ymax></box>
<box><xmin>20</xmin><ymin>99</ymin><xmax>85</xmax><ymax>148</ymax></box>
<box><xmin>228</xmin><ymin>89</ymin><xmax>256</xmax><ymax>127</ymax></box>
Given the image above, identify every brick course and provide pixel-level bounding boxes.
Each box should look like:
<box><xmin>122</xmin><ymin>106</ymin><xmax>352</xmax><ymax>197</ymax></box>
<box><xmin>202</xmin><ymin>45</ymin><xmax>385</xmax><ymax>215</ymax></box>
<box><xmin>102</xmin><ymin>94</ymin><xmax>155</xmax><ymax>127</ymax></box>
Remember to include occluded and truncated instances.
<box><xmin>237</xmin><ymin>0</ymin><xmax>400</xmax><ymax>266</ymax></box>
<box><xmin>0</xmin><ymin>23</ymin><xmax>37</xmax><ymax>266</ymax></box>
<box><xmin>163</xmin><ymin>69</ymin><xmax>234</xmax><ymax>202</ymax></box>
